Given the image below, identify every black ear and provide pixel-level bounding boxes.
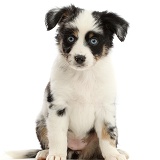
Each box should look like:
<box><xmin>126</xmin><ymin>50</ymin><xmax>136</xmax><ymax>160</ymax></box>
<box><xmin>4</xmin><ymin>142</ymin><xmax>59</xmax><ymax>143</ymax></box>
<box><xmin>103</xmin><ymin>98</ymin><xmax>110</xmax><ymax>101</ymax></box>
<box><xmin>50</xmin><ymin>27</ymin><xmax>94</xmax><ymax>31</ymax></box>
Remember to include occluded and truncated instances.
<box><xmin>45</xmin><ymin>5</ymin><xmax>80</xmax><ymax>31</ymax></box>
<box><xmin>101</xmin><ymin>12</ymin><xmax>129</xmax><ymax>41</ymax></box>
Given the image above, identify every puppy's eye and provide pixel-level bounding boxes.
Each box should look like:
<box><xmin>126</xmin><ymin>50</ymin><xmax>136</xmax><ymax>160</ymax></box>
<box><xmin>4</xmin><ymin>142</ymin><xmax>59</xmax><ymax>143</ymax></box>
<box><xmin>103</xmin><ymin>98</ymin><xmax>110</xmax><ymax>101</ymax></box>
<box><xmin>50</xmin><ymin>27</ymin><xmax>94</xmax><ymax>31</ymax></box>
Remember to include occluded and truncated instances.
<box><xmin>67</xmin><ymin>36</ymin><xmax>75</xmax><ymax>43</ymax></box>
<box><xmin>89</xmin><ymin>38</ymin><xmax>99</xmax><ymax>46</ymax></box>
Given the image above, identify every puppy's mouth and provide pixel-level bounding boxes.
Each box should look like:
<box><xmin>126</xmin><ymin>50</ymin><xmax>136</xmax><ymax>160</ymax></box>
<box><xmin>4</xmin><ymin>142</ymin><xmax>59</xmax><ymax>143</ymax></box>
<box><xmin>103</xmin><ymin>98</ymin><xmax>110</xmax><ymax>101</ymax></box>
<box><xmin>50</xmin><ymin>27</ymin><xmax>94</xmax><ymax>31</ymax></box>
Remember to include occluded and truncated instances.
<box><xmin>73</xmin><ymin>64</ymin><xmax>89</xmax><ymax>70</ymax></box>
<box><xmin>67</xmin><ymin>62</ymin><xmax>89</xmax><ymax>71</ymax></box>
<box><xmin>76</xmin><ymin>64</ymin><xmax>85</xmax><ymax>68</ymax></box>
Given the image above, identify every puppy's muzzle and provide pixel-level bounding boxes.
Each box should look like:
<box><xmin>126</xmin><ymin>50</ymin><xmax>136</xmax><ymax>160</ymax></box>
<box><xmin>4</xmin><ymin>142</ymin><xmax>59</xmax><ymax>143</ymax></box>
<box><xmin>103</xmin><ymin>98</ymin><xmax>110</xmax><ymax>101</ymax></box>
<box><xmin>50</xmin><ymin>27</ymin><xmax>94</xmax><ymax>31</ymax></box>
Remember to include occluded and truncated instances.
<box><xmin>74</xmin><ymin>55</ymin><xmax>86</xmax><ymax>64</ymax></box>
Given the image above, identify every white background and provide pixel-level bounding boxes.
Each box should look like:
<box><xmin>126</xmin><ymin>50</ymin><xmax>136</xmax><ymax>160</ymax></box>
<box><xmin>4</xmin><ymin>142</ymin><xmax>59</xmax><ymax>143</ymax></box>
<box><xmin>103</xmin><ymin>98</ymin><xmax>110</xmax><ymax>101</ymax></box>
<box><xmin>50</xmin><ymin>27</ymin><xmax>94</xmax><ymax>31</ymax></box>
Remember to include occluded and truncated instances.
<box><xmin>0</xmin><ymin>0</ymin><xmax>160</xmax><ymax>159</ymax></box>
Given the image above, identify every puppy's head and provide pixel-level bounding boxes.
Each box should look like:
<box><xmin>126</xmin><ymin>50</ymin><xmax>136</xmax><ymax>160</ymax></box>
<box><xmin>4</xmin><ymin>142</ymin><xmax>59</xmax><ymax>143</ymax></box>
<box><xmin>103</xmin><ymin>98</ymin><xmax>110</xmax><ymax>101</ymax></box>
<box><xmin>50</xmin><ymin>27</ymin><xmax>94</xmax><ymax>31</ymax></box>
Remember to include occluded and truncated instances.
<box><xmin>45</xmin><ymin>5</ymin><xmax>129</xmax><ymax>70</ymax></box>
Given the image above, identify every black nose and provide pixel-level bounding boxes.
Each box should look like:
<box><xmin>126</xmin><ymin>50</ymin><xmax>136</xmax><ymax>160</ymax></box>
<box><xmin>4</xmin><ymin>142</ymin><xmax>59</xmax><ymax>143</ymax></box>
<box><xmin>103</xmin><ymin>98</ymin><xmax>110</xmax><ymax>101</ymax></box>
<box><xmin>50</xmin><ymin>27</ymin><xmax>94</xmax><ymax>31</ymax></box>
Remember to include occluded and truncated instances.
<box><xmin>74</xmin><ymin>55</ymin><xmax>86</xmax><ymax>64</ymax></box>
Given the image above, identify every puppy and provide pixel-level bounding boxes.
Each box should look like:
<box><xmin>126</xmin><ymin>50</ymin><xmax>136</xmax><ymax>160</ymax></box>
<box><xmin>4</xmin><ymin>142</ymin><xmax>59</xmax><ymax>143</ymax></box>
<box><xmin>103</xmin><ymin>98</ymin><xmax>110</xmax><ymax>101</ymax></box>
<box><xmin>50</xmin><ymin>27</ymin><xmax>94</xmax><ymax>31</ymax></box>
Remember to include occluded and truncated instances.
<box><xmin>35</xmin><ymin>5</ymin><xmax>129</xmax><ymax>160</ymax></box>
<box><xmin>8</xmin><ymin>5</ymin><xmax>129</xmax><ymax>160</ymax></box>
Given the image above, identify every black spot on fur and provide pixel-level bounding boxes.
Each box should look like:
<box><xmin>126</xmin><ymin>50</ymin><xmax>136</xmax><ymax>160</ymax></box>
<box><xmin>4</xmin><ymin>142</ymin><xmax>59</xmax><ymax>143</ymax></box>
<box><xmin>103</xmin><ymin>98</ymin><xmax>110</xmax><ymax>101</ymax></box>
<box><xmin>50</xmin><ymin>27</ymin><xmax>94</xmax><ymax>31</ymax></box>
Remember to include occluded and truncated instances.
<box><xmin>46</xmin><ymin>82</ymin><xmax>53</xmax><ymax>103</ymax></box>
<box><xmin>57</xmin><ymin>108</ymin><xmax>66</xmax><ymax>116</ymax></box>
<box><xmin>68</xmin><ymin>128</ymin><xmax>73</xmax><ymax>132</ymax></box>
<box><xmin>106</xmin><ymin>123</ymin><xmax>118</xmax><ymax>147</ymax></box>
<box><xmin>108</xmin><ymin>126</ymin><xmax>117</xmax><ymax>140</ymax></box>
<box><xmin>47</xmin><ymin>93</ymin><xmax>53</xmax><ymax>103</ymax></box>
<box><xmin>71</xmin><ymin>151</ymin><xmax>80</xmax><ymax>159</ymax></box>
<box><xmin>49</xmin><ymin>104</ymin><xmax>53</xmax><ymax>109</ymax></box>
<box><xmin>88</xmin><ymin>127</ymin><xmax>95</xmax><ymax>135</ymax></box>
<box><xmin>67</xmin><ymin>149</ymin><xmax>80</xmax><ymax>159</ymax></box>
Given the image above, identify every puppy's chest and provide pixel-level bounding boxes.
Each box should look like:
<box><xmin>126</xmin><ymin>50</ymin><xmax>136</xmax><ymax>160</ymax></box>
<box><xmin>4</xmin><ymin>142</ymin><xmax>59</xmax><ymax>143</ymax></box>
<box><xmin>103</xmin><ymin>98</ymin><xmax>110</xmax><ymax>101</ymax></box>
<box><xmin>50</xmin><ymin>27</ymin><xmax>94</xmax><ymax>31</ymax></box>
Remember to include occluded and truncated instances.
<box><xmin>67</xmin><ymin>77</ymin><xmax>102</xmax><ymax>137</ymax></box>
<box><xmin>69</xmin><ymin>74</ymin><xmax>103</xmax><ymax>104</ymax></box>
<box><xmin>71</xmin><ymin>82</ymin><xmax>96</xmax><ymax>103</ymax></box>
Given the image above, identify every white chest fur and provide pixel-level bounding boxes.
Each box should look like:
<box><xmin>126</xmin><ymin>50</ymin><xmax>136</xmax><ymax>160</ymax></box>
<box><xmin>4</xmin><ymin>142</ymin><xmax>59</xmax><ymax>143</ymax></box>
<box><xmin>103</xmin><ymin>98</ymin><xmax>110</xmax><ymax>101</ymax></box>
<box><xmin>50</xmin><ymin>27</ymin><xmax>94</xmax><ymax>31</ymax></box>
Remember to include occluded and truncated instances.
<box><xmin>50</xmin><ymin>55</ymin><xmax>116</xmax><ymax>138</ymax></box>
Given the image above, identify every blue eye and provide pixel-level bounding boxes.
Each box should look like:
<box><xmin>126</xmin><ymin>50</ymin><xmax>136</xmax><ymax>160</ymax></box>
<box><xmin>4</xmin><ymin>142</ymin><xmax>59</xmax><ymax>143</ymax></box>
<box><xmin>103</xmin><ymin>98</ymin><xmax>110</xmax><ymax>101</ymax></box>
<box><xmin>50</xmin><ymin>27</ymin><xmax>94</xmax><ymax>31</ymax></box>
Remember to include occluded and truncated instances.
<box><xmin>67</xmin><ymin>36</ymin><xmax>75</xmax><ymax>43</ymax></box>
<box><xmin>89</xmin><ymin>38</ymin><xmax>98</xmax><ymax>46</ymax></box>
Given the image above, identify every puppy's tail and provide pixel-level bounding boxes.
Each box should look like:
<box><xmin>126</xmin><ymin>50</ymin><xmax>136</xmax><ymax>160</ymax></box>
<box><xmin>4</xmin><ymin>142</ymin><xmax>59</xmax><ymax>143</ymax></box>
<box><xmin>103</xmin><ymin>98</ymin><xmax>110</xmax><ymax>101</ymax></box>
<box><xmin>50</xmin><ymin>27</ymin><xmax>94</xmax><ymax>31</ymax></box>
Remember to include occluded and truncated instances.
<box><xmin>6</xmin><ymin>149</ymin><xmax>40</xmax><ymax>159</ymax></box>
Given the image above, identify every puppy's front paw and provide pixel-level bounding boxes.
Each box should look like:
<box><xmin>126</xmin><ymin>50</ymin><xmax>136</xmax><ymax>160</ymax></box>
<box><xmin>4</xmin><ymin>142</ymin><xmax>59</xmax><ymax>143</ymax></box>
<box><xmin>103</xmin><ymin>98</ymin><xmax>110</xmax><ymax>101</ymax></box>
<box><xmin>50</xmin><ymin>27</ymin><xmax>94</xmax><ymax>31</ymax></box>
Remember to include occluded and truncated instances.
<box><xmin>105</xmin><ymin>148</ymin><xmax>127</xmax><ymax>160</ymax></box>
<box><xmin>46</xmin><ymin>155</ymin><xmax>66</xmax><ymax>160</ymax></box>
<box><xmin>36</xmin><ymin>150</ymin><xmax>48</xmax><ymax>160</ymax></box>
<box><xmin>118</xmin><ymin>149</ymin><xmax>129</xmax><ymax>159</ymax></box>
<box><xmin>105</xmin><ymin>154</ymin><xmax>126</xmax><ymax>160</ymax></box>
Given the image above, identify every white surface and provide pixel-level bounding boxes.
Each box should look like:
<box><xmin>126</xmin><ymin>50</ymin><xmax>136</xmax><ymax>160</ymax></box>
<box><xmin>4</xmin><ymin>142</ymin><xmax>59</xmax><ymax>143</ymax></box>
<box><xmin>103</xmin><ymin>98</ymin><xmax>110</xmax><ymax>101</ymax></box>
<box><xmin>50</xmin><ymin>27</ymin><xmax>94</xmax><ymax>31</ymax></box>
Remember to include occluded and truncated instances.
<box><xmin>0</xmin><ymin>0</ymin><xmax>160</xmax><ymax>160</ymax></box>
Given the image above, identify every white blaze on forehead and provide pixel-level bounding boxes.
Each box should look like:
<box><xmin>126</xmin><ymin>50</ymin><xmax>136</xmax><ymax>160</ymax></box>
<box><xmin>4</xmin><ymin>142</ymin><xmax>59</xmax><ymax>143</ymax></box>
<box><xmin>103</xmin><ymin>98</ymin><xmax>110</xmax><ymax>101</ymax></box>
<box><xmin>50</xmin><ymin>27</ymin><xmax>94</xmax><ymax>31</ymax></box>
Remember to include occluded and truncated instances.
<box><xmin>69</xmin><ymin>10</ymin><xmax>102</xmax><ymax>34</ymax></box>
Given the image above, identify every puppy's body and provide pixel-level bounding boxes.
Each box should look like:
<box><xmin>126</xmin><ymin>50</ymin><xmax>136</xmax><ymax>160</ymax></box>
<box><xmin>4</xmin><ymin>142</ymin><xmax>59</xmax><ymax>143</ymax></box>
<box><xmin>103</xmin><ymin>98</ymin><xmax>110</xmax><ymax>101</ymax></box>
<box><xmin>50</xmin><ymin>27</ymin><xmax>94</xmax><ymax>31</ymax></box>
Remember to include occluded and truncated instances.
<box><xmin>36</xmin><ymin>54</ymin><xmax>116</xmax><ymax>159</ymax></box>
<box><xmin>9</xmin><ymin>5</ymin><xmax>129</xmax><ymax>160</ymax></box>
<box><xmin>35</xmin><ymin>5</ymin><xmax>129</xmax><ymax>160</ymax></box>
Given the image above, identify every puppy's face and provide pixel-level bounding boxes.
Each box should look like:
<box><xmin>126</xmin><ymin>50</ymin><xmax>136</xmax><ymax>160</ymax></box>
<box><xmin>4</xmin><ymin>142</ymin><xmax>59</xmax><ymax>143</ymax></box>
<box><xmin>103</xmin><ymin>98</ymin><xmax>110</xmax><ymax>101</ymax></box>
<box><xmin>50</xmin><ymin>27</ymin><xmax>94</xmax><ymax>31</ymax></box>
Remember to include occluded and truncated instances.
<box><xmin>45</xmin><ymin>5</ymin><xmax>129</xmax><ymax>70</ymax></box>
<box><xmin>57</xmin><ymin>11</ymin><xmax>107</xmax><ymax>70</ymax></box>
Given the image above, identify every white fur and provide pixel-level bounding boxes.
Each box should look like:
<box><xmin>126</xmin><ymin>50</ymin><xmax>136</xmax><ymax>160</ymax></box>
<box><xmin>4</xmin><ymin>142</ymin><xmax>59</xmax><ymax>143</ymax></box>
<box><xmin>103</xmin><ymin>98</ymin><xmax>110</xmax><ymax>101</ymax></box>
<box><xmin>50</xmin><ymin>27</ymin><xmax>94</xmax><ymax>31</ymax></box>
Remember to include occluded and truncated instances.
<box><xmin>69</xmin><ymin>10</ymin><xmax>102</xmax><ymax>33</ymax></box>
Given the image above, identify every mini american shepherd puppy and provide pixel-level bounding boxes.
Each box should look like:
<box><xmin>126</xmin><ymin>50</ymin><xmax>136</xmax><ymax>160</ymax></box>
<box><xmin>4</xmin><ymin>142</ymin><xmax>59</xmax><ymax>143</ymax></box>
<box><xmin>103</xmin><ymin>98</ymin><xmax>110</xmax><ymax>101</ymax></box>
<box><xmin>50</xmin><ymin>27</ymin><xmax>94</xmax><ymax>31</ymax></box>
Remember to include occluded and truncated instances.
<box><xmin>9</xmin><ymin>5</ymin><xmax>129</xmax><ymax>160</ymax></box>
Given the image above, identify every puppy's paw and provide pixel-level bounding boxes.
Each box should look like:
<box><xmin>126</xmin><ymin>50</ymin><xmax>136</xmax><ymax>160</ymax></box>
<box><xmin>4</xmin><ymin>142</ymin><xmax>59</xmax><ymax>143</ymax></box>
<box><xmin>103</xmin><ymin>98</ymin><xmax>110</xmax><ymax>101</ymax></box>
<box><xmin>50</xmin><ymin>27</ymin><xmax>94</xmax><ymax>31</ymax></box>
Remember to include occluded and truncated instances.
<box><xmin>105</xmin><ymin>154</ymin><xmax>127</xmax><ymax>160</ymax></box>
<box><xmin>46</xmin><ymin>155</ymin><xmax>66</xmax><ymax>160</ymax></box>
<box><xmin>118</xmin><ymin>149</ymin><xmax>129</xmax><ymax>159</ymax></box>
<box><xmin>36</xmin><ymin>150</ymin><xmax>48</xmax><ymax>160</ymax></box>
<box><xmin>104</xmin><ymin>148</ymin><xmax>127</xmax><ymax>160</ymax></box>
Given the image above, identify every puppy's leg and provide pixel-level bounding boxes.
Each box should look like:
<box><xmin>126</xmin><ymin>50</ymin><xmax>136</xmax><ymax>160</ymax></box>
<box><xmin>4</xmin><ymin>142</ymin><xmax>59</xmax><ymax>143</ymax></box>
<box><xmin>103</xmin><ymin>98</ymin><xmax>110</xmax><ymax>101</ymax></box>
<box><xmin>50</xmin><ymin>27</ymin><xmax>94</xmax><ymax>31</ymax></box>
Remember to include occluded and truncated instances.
<box><xmin>46</xmin><ymin>105</ymin><xmax>69</xmax><ymax>160</ymax></box>
<box><xmin>118</xmin><ymin>149</ymin><xmax>129</xmax><ymax>159</ymax></box>
<box><xmin>36</xmin><ymin>149</ymin><xmax>49</xmax><ymax>160</ymax></box>
<box><xmin>36</xmin><ymin>115</ymin><xmax>49</xmax><ymax>160</ymax></box>
<box><xmin>36</xmin><ymin>115</ymin><xmax>49</xmax><ymax>150</ymax></box>
<box><xmin>95</xmin><ymin>105</ymin><xmax>128</xmax><ymax>160</ymax></box>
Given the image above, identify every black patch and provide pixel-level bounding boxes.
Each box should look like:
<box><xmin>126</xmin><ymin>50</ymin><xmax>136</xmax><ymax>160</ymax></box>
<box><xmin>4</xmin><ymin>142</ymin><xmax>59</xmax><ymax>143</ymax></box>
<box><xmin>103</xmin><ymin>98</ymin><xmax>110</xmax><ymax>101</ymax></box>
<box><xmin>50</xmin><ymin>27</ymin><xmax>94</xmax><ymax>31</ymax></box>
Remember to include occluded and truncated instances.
<box><xmin>45</xmin><ymin>5</ymin><xmax>83</xmax><ymax>31</ymax></box>
<box><xmin>57</xmin><ymin>108</ymin><xmax>66</xmax><ymax>116</ymax></box>
<box><xmin>68</xmin><ymin>128</ymin><xmax>73</xmax><ymax>132</ymax></box>
<box><xmin>92</xmin><ymin>11</ymin><xmax>129</xmax><ymax>48</ymax></box>
<box><xmin>59</xmin><ymin>27</ymin><xmax>78</xmax><ymax>54</ymax></box>
<box><xmin>47</xmin><ymin>94</ymin><xmax>53</xmax><ymax>103</ymax></box>
<box><xmin>46</xmin><ymin>82</ymin><xmax>53</xmax><ymax>103</ymax></box>
<box><xmin>49</xmin><ymin>104</ymin><xmax>53</xmax><ymax>109</ymax></box>
<box><xmin>104</xmin><ymin>123</ymin><xmax>118</xmax><ymax>147</ymax></box>
<box><xmin>67</xmin><ymin>149</ymin><xmax>80</xmax><ymax>159</ymax></box>
<box><xmin>106</xmin><ymin>123</ymin><xmax>118</xmax><ymax>147</ymax></box>
<box><xmin>85</xmin><ymin>31</ymin><xmax>105</xmax><ymax>57</ymax></box>
<box><xmin>88</xmin><ymin>127</ymin><xmax>95</xmax><ymax>135</ymax></box>
<box><xmin>100</xmin><ymin>11</ymin><xmax>129</xmax><ymax>42</ymax></box>
<box><xmin>71</xmin><ymin>151</ymin><xmax>80</xmax><ymax>159</ymax></box>
<box><xmin>107</xmin><ymin>126</ymin><xmax>117</xmax><ymax>140</ymax></box>
<box><xmin>92</xmin><ymin>11</ymin><xmax>115</xmax><ymax>48</ymax></box>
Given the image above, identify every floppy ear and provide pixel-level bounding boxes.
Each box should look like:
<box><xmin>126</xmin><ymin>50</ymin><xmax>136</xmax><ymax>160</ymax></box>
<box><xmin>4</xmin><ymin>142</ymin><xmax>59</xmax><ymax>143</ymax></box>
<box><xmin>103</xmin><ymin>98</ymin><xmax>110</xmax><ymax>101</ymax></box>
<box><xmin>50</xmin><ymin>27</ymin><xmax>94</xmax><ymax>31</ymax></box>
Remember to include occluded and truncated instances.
<box><xmin>45</xmin><ymin>5</ymin><xmax>80</xmax><ymax>31</ymax></box>
<box><xmin>101</xmin><ymin>12</ymin><xmax>129</xmax><ymax>41</ymax></box>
